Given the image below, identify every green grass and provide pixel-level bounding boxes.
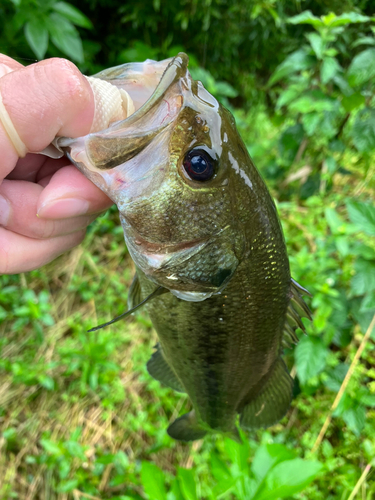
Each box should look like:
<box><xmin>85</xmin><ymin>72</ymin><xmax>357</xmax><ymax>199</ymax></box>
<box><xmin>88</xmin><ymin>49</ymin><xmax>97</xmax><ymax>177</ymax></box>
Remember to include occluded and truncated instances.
<box><xmin>2</xmin><ymin>19</ymin><xmax>375</xmax><ymax>494</ymax></box>
<box><xmin>1</xmin><ymin>137</ymin><xmax>374</xmax><ymax>499</ymax></box>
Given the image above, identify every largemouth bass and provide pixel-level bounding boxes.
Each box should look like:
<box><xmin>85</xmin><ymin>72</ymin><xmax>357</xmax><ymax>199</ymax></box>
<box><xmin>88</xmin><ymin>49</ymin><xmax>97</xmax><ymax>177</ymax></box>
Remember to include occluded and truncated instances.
<box><xmin>54</xmin><ymin>53</ymin><xmax>311</xmax><ymax>441</ymax></box>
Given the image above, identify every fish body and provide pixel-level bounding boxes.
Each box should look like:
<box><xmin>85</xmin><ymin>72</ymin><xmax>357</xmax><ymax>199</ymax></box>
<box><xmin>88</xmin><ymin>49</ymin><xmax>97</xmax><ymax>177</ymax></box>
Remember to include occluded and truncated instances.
<box><xmin>56</xmin><ymin>53</ymin><xmax>311</xmax><ymax>440</ymax></box>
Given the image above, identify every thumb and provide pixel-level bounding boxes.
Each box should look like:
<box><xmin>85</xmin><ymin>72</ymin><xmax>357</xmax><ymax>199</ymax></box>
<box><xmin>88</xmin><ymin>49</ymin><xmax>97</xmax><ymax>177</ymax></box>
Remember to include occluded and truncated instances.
<box><xmin>0</xmin><ymin>57</ymin><xmax>95</xmax><ymax>180</ymax></box>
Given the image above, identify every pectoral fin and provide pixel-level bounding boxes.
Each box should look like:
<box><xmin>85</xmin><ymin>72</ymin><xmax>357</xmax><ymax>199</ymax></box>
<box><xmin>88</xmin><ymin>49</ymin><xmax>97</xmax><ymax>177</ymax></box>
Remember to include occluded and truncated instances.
<box><xmin>88</xmin><ymin>279</ymin><xmax>168</xmax><ymax>332</ymax></box>
<box><xmin>167</xmin><ymin>411</ymin><xmax>207</xmax><ymax>441</ymax></box>
<box><xmin>147</xmin><ymin>345</ymin><xmax>185</xmax><ymax>393</ymax></box>
<box><xmin>239</xmin><ymin>358</ymin><xmax>293</xmax><ymax>430</ymax></box>
<box><xmin>128</xmin><ymin>273</ymin><xmax>142</xmax><ymax>310</ymax></box>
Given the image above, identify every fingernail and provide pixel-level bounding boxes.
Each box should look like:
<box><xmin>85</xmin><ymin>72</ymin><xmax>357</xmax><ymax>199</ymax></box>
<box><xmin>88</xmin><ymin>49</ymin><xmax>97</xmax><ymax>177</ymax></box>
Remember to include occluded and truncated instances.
<box><xmin>37</xmin><ymin>198</ymin><xmax>90</xmax><ymax>219</ymax></box>
<box><xmin>0</xmin><ymin>195</ymin><xmax>10</xmax><ymax>226</ymax></box>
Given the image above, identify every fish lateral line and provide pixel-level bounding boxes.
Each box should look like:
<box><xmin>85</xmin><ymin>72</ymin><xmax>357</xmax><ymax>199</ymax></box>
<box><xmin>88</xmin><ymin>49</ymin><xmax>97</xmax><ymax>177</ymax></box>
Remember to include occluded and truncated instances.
<box><xmin>87</xmin><ymin>286</ymin><xmax>168</xmax><ymax>332</ymax></box>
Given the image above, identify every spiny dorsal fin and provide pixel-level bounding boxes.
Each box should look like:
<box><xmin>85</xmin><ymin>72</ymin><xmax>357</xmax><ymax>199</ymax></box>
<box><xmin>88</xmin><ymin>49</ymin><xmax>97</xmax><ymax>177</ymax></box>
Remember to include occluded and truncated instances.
<box><xmin>282</xmin><ymin>278</ymin><xmax>312</xmax><ymax>346</ymax></box>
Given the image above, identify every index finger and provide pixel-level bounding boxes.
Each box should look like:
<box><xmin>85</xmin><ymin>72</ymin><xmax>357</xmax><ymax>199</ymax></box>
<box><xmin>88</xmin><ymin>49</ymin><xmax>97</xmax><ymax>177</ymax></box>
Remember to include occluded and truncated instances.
<box><xmin>0</xmin><ymin>57</ymin><xmax>95</xmax><ymax>181</ymax></box>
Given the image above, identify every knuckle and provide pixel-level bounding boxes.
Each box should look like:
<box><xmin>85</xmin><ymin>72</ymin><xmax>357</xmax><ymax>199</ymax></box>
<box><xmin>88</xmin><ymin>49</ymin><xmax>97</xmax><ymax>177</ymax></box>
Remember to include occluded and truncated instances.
<box><xmin>71</xmin><ymin>229</ymin><xmax>86</xmax><ymax>247</ymax></box>
<box><xmin>40</xmin><ymin>220</ymin><xmax>57</xmax><ymax>240</ymax></box>
<box><xmin>40</xmin><ymin>58</ymin><xmax>85</xmax><ymax>102</ymax></box>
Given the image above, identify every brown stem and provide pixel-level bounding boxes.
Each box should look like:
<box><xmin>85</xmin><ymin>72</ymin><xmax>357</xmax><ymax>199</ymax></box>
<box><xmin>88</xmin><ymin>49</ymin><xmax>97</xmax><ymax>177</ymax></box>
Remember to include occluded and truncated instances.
<box><xmin>312</xmin><ymin>313</ymin><xmax>375</xmax><ymax>453</ymax></box>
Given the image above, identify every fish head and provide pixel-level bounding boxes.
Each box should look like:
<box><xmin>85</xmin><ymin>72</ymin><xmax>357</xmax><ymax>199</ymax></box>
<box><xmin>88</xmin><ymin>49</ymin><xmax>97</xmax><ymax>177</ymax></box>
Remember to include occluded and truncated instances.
<box><xmin>59</xmin><ymin>53</ymin><xmax>256</xmax><ymax>300</ymax></box>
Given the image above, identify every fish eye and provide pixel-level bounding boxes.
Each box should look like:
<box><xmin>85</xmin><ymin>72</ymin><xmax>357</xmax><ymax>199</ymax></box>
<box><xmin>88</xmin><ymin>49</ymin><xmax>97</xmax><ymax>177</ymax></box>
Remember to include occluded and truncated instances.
<box><xmin>182</xmin><ymin>148</ymin><xmax>215</xmax><ymax>181</ymax></box>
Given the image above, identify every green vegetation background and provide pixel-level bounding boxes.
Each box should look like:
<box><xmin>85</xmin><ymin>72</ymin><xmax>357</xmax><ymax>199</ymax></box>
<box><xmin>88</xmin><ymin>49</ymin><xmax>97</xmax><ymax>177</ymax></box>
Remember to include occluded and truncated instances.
<box><xmin>1</xmin><ymin>0</ymin><xmax>375</xmax><ymax>499</ymax></box>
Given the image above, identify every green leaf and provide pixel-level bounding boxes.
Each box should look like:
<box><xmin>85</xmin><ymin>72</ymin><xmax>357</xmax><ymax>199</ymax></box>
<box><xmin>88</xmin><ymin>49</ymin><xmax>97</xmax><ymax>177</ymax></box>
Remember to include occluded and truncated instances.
<box><xmin>325</xmin><ymin>156</ymin><xmax>337</xmax><ymax>174</ymax></box>
<box><xmin>325</xmin><ymin>207</ymin><xmax>346</xmax><ymax>234</ymax></box>
<box><xmin>287</xmin><ymin>11</ymin><xmax>323</xmax><ymax>27</ymax></box>
<box><xmin>289</xmin><ymin>91</ymin><xmax>337</xmax><ymax>114</ymax></box>
<box><xmin>359</xmin><ymin>389</ymin><xmax>375</xmax><ymax>407</ymax></box>
<box><xmin>321</xmin><ymin>57</ymin><xmax>340</xmax><ymax>84</ymax></box>
<box><xmin>334</xmin><ymin>75</ymin><xmax>354</xmax><ymax>96</ymax></box>
<box><xmin>252</xmin><ymin>444</ymin><xmax>295</xmax><ymax>484</ymax></box>
<box><xmin>329</xmin><ymin>12</ymin><xmax>370</xmax><ymax>27</ymax></box>
<box><xmin>210</xmin><ymin>453</ymin><xmax>231</xmax><ymax>483</ymax></box>
<box><xmin>351</xmin><ymin>108</ymin><xmax>375</xmax><ymax>152</ymax></box>
<box><xmin>269</xmin><ymin>49</ymin><xmax>315</xmax><ymax>86</ymax></box>
<box><xmin>24</xmin><ymin>19</ymin><xmax>49</xmax><ymax>60</ymax></box>
<box><xmin>212</xmin><ymin>477</ymin><xmax>238</xmax><ymax>498</ymax></box>
<box><xmin>57</xmin><ymin>479</ymin><xmax>79</xmax><ymax>493</ymax></box>
<box><xmin>141</xmin><ymin>462</ymin><xmax>167</xmax><ymax>500</ymax></box>
<box><xmin>351</xmin><ymin>258</ymin><xmax>375</xmax><ymax>296</ymax></box>
<box><xmin>346</xmin><ymin>200</ymin><xmax>375</xmax><ymax>236</ymax></box>
<box><xmin>351</xmin><ymin>297</ymin><xmax>375</xmax><ymax>335</ymax></box>
<box><xmin>223</xmin><ymin>437</ymin><xmax>250</xmax><ymax>472</ymax></box>
<box><xmin>295</xmin><ymin>336</ymin><xmax>328</xmax><ymax>385</ymax></box>
<box><xmin>352</xmin><ymin>243</ymin><xmax>375</xmax><ymax>260</ymax></box>
<box><xmin>347</xmin><ymin>48</ymin><xmax>375</xmax><ymax>86</ymax></box>
<box><xmin>214</xmin><ymin>81</ymin><xmax>238</xmax><ymax>98</ymax></box>
<box><xmin>40</xmin><ymin>438</ymin><xmax>63</xmax><ymax>456</ymax></box>
<box><xmin>360</xmin><ymin>291</ymin><xmax>375</xmax><ymax>312</ymax></box>
<box><xmin>53</xmin><ymin>2</ymin><xmax>93</xmax><ymax>29</ymax></box>
<box><xmin>302</xmin><ymin>112</ymin><xmax>321</xmax><ymax>136</ymax></box>
<box><xmin>119</xmin><ymin>41</ymin><xmax>158</xmax><ymax>63</ymax></box>
<box><xmin>47</xmin><ymin>13</ymin><xmax>83</xmax><ymax>63</ymax></box>
<box><xmin>306</xmin><ymin>33</ymin><xmax>323</xmax><ymax>59</ymax></box>
<box><xmin>276</xmin><ymin>85</ymin><xmax>302</xmax><ymax>109</ymax></box>
<box><xmin>341</xmin><ymin>92</ymin><xmax>365</xmax><ymax>112</ymax></box>
<box><xmin>278</xmin><ymin>124</ymin><xmax>304</xmax><ymax>162</ymax></box>
<box><xmin>324</xmin><ymin>363</ymin><xmax>349</xmax><ymax>392</ymax></box>
<box><xmin>178</xmin><ymin>468</ymin><xmax>197</xmax><ymax>500</ymax></box>
<box><xmin>171</xmin><ymin>478</ymin><xmax>185</xmax><ymax>500</ymax></box>
<box><xmin>339</xmin><ymin>403</ymin><xmax>366</xmax><ymax>436</ymax></box>
<box><xmin>352</xmin><ymin>36</ymin><xmax>375</xmax><ymax>48</ymax></box>
<box><xmin>39</xmin><ymin>375</ymin><xmax>55</xmax><ymax>391</ymax></box>
<box><xmin>256</xmin><ymin>458</ymin><xmax>323</xmax><ymax>500</ymax></box>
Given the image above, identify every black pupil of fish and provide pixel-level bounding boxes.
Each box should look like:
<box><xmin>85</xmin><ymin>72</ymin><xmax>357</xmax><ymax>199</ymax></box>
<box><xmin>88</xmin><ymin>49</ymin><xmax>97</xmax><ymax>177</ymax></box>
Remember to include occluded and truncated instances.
<box><xmin>183</xmin><ymin>150</ymin><xmax>214</xmax><ymax>181</ymax></box>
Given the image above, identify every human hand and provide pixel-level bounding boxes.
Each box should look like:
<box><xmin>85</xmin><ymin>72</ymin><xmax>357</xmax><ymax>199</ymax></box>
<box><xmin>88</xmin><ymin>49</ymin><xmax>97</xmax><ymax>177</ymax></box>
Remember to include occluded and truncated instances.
<box><xmin>0</xmin><ymin>55</ymin><xmax>114</xmax><ymax>275</ymax></box>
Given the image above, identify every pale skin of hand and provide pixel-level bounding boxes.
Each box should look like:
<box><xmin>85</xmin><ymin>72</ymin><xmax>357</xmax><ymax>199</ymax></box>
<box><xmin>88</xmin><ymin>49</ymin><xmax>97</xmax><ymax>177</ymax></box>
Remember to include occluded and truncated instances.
<box><xmin>0</xmin><ymin>54</ymin><xmax>114</xmax><ymax>274</ymax></box>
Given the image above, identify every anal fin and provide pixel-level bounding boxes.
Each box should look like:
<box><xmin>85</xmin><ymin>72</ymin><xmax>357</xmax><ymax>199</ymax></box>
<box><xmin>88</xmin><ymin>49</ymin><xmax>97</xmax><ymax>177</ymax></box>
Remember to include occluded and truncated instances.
<box><xmin>240</xmin><ymin>358</ymin><xmax>294</xmax><ymax>430</ymax></box>
<box><xmin>167</xmin><ymin>411</ymin><xmax>207</xmax><ymax>441</ymax></box>
<box><xmin>147</xmin><ymin>345</ymin><xmax>185</xmax><ymax>393</ymax></box>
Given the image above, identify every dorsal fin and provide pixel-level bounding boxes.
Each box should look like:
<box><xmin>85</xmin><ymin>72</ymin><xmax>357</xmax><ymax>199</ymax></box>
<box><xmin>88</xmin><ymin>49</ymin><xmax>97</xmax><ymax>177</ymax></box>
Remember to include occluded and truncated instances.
<box><xmin>282</xmin><ymin>278</ymin><xmax>312</xmax><ymax>347</ymax></box>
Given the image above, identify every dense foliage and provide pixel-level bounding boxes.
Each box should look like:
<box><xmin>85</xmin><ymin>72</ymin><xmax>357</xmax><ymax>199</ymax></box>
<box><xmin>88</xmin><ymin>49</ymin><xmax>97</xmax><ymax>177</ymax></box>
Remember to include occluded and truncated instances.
<box><xmin>0</xmin><ymin>1</ymin><xmax>374</xmax><ymax>499</ymax></box>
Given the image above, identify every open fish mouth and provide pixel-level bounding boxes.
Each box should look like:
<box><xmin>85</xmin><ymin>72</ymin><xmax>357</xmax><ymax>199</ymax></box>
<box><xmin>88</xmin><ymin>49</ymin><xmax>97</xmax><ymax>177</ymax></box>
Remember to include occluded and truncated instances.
<box><xmin>56</xmin><ymin>54</ymin><xmax>188</xmax><ymax>175</ymax></box>
<box><xmin>50</xmin><ymin>53</ymin><xmax>196</xmax><ymax>215</ymax></box>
